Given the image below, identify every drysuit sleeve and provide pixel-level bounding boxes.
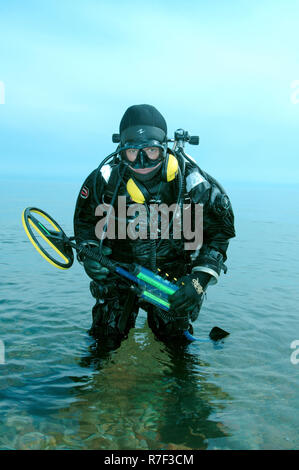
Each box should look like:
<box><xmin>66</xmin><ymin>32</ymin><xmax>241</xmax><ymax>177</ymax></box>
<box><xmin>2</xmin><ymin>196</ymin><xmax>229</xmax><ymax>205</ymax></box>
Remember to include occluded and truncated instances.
<box><xmin>186</xmin><ymin>166</ymin><xmax>236</xmax><ymax>285</ymax></box>
<box><xmin>73</xmin><ymin>169</ymin><xmax>106</xmax><ymax>244</ymax></box>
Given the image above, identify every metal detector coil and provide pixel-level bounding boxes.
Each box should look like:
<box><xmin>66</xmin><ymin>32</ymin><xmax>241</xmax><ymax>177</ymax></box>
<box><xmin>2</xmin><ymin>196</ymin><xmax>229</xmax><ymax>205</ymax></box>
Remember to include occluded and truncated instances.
<box><xmin>22</xmin><ymin>207</ymin><xmax>74</xmax><ymax>269</ymax></box>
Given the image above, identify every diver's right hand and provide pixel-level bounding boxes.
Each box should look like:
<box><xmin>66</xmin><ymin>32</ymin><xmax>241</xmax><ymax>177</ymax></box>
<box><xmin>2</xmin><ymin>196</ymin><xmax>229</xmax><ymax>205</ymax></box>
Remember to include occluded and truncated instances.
<box><xmin>83</xmin><ymin>246</ymin><xmax>112</xmax><ymax>282</ymax></box>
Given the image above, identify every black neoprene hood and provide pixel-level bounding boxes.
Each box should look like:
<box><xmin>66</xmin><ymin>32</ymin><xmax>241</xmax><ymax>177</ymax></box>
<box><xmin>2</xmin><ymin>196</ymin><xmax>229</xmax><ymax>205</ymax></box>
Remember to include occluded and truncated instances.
<box><xmin>119</xmin><ymin>104</ymin><xmax>167</xmax><ymax>146</ymax></box>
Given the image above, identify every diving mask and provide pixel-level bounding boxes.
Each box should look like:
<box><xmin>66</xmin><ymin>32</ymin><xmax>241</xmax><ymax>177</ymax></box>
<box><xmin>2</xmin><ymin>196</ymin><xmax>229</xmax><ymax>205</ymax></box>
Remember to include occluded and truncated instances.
<box><xmin>123</xmin><ymin>143</ymin><xmax>164</xmax><ymax>175</ymax></box>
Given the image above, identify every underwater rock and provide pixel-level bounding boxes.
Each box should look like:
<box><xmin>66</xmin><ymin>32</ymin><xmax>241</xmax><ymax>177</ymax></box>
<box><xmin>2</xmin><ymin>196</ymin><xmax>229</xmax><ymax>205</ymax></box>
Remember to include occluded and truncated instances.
<box><xmin>18</xmin><ymin>432</ymin><xmax>56</xmax><ymax>450</ymax></box>
<box><xmin>6</xmin><ymin>414</ymin><xmax>33</xmax><ymax>432</ymax></box>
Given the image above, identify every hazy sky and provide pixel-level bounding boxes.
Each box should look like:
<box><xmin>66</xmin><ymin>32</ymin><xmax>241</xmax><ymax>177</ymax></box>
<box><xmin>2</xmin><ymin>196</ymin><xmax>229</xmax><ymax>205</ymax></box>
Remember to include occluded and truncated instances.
<box><xmin>1</xmin><ymin>0</ymin><xmax>299</xmax><ymax>183</ymax></box>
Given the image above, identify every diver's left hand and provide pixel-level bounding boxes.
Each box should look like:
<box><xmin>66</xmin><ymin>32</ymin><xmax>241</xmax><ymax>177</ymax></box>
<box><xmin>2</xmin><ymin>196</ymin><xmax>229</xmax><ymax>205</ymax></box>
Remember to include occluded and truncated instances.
<box><xmin>169</xmin><ymin>272</ymin><xmax>211</xmax><ymax>316</ymax></box>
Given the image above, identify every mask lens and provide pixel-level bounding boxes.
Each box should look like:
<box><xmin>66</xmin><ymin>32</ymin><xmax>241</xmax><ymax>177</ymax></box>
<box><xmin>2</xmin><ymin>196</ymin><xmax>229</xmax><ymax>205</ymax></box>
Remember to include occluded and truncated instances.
<box><xmin>144</xmin><ymin>147</ymin><xmax>160</xmax><ymax>160</ymax></box>
<box><xmin>125</xmin><ymin>148</ymin><xmax>139</xmax><ymax>162</ymax></box>
<box><xmin>125</xmin><ymin>145</ymin><xmax>162</xmax><ymax>166</ymax></box>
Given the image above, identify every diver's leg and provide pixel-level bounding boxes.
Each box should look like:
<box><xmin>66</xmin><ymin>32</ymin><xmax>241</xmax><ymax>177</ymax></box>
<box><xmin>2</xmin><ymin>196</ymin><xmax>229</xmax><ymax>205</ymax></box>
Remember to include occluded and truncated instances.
<box><xmin>89</xmin><ymin>282</ymin><xmax>139</xmax><ymax>352</ymax></box>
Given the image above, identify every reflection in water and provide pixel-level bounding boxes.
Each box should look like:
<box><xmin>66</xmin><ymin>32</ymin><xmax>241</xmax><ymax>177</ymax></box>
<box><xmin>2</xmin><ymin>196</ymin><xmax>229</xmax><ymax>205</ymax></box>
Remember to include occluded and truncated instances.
<box><xmin>51</xmin><ymin>318</ymin><xmax>231</xmax><ymax>450</ymax></box>
<box><xmin>156</xmin><ymin>343</ymin><xmax>230</xmax><ymax>449</ymax></box>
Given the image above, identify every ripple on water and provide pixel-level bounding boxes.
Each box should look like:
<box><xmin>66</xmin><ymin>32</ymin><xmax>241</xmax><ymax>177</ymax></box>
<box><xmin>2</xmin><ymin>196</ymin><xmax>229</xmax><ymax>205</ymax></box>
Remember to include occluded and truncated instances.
<box><xmin>1</xmin><ymin>184</ymin><xmax>299</xmax><ymax>450</ymax></box>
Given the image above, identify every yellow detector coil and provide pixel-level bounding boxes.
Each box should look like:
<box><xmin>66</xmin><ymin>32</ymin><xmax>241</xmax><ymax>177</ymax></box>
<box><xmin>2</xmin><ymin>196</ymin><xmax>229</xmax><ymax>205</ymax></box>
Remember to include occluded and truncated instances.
<box><xmin>22</xmin><ymin>207</ymin><xmax>74</xmax><ymax>269</ymax></box>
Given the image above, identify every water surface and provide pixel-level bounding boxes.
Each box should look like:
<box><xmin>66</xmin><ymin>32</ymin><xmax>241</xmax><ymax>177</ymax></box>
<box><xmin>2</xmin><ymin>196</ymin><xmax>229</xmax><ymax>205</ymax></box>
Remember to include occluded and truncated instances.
<box><xmin>0</xmin><ymin>177</ymin><xmax>298</xmax><ymax>450</ymax></box>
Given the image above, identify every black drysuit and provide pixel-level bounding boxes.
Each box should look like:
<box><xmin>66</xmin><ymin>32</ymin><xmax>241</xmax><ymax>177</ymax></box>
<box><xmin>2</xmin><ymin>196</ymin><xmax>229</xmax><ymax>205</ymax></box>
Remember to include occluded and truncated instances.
<box><xmin>74</xmin><ymin>154</ymin><xmax>235</xmax><ymax>349</ymax></box>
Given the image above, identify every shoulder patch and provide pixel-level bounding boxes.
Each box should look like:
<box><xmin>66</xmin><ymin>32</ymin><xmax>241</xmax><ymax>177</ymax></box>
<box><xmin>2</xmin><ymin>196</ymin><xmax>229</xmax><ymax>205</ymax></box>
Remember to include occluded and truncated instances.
<box><xmin>80</xmin><ymin>185</ymin><xmax>89</xmax><ymax>199</ymax></box>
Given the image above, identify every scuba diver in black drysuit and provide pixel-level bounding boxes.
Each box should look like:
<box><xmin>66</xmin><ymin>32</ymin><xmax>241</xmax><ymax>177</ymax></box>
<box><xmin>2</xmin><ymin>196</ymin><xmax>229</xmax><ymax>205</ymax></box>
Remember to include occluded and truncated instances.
<box><xmin>74</xmin><ymin>104</ymin><xmax>235</xmax><ymax>351</ymax></box>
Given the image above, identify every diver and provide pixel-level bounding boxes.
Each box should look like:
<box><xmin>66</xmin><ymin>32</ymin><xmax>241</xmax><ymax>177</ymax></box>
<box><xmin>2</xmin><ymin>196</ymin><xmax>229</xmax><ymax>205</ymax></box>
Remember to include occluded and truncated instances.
<box><xmin>73</xmin><ymin>104</ymin><xmax>235</xmax><ymax>351</ymax></box>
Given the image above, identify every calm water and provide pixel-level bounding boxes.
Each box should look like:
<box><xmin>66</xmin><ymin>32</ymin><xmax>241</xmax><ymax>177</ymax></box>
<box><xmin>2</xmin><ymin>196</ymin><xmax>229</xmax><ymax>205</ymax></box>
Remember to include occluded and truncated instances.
<box><xmin>0</xmin><ymin>176</ymin><xmax>298</xmax><ymax>450</ymax></box>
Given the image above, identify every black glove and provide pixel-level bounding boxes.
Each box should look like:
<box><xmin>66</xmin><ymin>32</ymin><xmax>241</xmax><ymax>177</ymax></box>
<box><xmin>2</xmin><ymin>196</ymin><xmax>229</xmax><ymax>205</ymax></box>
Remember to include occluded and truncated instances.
<box><xmin>83</xmin><ymin>245</ymin><xmax>112</xmax><ymax>282</ymax></box>
<box><xmin>169</xmin><ymin>272</ymin><xmax>211</xmax><ymax>317</ymax></box>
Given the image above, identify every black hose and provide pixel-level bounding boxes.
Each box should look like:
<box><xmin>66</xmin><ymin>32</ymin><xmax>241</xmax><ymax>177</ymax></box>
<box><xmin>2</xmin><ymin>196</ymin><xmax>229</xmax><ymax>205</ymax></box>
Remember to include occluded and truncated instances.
<box><xmin>156</xmin><ymin>152</ymin><xmax>185</xmax><ymax>250</ymax></box>
<box><xmin>144</xmin><ymin>204</ymin><xmax>157</xmax><ymax>272</ymax></box>
<box><xmin>98</xmin><ymin>161</ymin><xmax>127</xmax><ymax>253</ymax></box>
<box><xmin>179</xmin><ymin>147</ymin><xmax>228</xmax><ymax>195</ymax></box>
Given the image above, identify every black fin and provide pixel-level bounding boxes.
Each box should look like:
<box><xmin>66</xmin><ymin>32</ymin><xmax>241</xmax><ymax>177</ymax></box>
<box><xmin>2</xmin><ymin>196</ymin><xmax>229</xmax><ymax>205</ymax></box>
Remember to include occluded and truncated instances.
<box><xmin>209</xmin><ymin>326</ymin><xmax>230</xmax><ymax>341</ymax></box>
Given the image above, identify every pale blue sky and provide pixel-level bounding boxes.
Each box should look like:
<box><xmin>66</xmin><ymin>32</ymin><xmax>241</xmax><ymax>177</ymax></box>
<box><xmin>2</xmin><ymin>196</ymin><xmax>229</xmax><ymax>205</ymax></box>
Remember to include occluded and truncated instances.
<box><xmin>1</xmin><ymin>0</ymin><xmax>299</xmax><ymax>183</ymax></box>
